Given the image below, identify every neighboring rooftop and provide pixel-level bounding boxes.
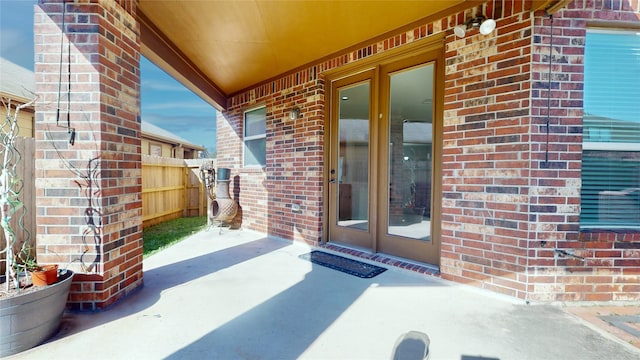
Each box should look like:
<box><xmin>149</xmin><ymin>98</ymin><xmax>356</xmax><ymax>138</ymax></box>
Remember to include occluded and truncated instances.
<box><xmin>0</xmin><ymin>57</ymin><xmax>35</xmax><ymax>102</ymax></box>
<box><xmin>142</xmin><ymin>120</ymin><xmax>204</xmax><ymax>151</ymax></box>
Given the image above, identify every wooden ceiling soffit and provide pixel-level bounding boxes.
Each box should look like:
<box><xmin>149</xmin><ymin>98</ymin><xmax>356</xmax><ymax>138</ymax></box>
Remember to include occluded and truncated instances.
<box><xmin>137</xmin><ymin>11</ymin><xmax>228</xmax><ymax>111</ymax></box>
<box><xmin>532</xmin><ymin>0</ymin><xmax>573</xmax><ymax>14</ymax></box>
<box><xmin>228</xmin><ymin>0</ymin><xmax>474</xmax><ymax>98</ymax></box>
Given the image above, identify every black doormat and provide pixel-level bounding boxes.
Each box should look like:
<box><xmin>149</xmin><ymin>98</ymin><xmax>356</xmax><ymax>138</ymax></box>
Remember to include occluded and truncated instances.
<box><xmin>299</xmin><ymin>251</ymin><xmax>387</xmax><ymax>278</ymax></box>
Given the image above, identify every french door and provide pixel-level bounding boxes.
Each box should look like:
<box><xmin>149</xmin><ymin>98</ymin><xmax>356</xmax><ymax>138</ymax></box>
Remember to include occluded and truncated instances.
<box><xmin>327</xmin><ymin>50</ymin><xmax>442</xmax><ymax>265</ymax></box>
<box><xmin>327</xmin><ymin>70</ymin><xmax>376</xmax><ymax>249</ymax></box>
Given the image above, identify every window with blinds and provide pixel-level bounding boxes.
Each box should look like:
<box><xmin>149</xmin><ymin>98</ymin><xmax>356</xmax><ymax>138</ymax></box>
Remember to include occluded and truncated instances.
<box><xmin>581</xmin><ymin>29</ymin><xmax>640</xmax><ymax>228</ymax></box>
<box><xmin>243</xmin><ymin>106</ymin><xmax>267</xmax><ymax>167</ymax></box>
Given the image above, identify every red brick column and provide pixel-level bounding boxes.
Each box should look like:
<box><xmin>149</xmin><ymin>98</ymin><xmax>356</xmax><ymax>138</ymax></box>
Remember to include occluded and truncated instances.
<box><xmin>34</xmin><ymin>0</ymin><xmax>142</xmax><ymax>310</ymax></box>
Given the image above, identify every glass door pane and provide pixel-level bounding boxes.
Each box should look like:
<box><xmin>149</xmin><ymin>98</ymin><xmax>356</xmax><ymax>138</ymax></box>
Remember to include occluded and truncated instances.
<box><xmin>387</xmin><ymin>64</ymin><xmax>433</xmax><ymax>240</ymax></box>
<box><xmin>336</xmin><ymin>82</ymin><xmax>370</xmax><ymax>231</ymax></box>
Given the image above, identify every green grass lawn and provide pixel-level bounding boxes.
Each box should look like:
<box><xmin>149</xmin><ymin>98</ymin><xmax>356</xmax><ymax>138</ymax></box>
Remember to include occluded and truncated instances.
<box><xmin>143</xmin><ymin>216</ymin><xmax>207</xmax><ymax>257</ymax></box>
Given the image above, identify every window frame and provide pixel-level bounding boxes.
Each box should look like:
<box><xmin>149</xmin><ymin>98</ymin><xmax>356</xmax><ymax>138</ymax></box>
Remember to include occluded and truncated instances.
<box><xmin>243</xmin><ymin>105</ymin><xmax>267</xmax><ymax>168</ymax></box>
<box><xmin>580</xmin><ymin>28</ymin><xmax>640</xmax><ymax>230</ymax></box>
<box><xmin>149</xmin><ymin>142</ymin><xmax>162</xmax><ymax>157</ymax></box>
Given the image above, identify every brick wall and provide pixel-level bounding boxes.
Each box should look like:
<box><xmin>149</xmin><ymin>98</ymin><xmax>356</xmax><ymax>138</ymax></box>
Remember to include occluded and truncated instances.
<box><xmin>220</xmin><ymin>79</ymin><xmax>325</xmax><ymax>243</ymax></box>
<box><xmin>220</xmin><ymin>0</ymin><xmax>640</xmax><ymax>302</ymax></box>
<box><xmin>441</xmin><ymin>0</ymin><xmax>640</xmax><ymax>302</ymax></box>
<box><xmin>527</xmin><ymin>0</ymin><xmax>640</xmax><ymax>302</ymax></box>
<box><xmin>220</xmin><ymin>10</ymin><xmax>451</xmax><ymax>244</ymax></box>
<box><xmin>440</xmin><ymin>2</ymin><xmax>534</xmax><ymax>299</ymax></box>
<box><xmin>35</xmin><ymin>0</ymin><xmax>142</xmax><ymax>310</ymax></box>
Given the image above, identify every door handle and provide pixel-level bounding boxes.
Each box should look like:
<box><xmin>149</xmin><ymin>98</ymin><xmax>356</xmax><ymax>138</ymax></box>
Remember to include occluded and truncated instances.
<box><xmin>329</xmin><ymin>178</ymin><xmax>336</xmax><ymax>184</ymax></box>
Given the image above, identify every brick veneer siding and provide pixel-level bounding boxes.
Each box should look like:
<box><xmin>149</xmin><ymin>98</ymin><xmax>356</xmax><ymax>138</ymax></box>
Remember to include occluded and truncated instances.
<box><xmin>440</xmin><ymin>2</ymin><xmax>535</xmax><ymax>299</ymax></box>
<box><xmin>219</xmin><ymin>10</ymin><xmax>453</xmax><ymax>244</ymax></box>
<box><xmin>442</xmin><ymin>0</ymin><xmax>640</xmax><ymax>302</ymax></box>
<box><xmin>526</xmin><ymin>0</ymin><xmax>640</xmax><ymax>302</ymax></box>
<box><xmin>34</xmin><ymin>0</ymin><xmax>142</xmax><ymax>310</ymax></box>
<box><xmin>220</xmin><ymin>0</ymin><xmax>640</xmax><ymax>302</ymax></box>
<box><xmin>219</xmin><ymin>80</ymin><xmax>325</xmax><ymax>243</ymax></box>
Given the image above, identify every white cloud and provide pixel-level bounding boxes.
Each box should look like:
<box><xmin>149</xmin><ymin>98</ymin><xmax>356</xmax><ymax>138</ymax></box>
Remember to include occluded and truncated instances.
<box><xmin>140</xmin><ymin>78</ymin><xmax>189</xmax><ymax>92</ymax></box>
<box><xmin>144</xmin><ymin>113</ymin><xmax>214</xmax><ymax>128</ymax></box>
<box><xmin>142</xmin><ymin>100</ymin><xmax>214</xmax><ymax>112</ymax></box>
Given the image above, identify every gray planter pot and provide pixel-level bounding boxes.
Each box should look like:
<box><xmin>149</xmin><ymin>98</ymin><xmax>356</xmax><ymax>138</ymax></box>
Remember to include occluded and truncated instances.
<box><xmin>0</xmin><ymin>270</ymin><xmax>73</xmax><ymax>357</ymax></box>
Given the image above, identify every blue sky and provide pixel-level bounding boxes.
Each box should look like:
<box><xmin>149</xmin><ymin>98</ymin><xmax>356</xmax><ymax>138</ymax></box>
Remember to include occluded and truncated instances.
<box><xmin>0</xmin><ymin>0</ymin><xmax>217</xmax><ymax>152</ymax></box>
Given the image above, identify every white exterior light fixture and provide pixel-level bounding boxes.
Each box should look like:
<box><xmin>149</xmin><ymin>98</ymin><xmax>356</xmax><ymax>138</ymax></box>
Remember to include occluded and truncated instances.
<box><xmin>289</xmin><ymin>106</ymin><xmax>301</xmax><ymax>120</ymax></box>
<box><xmin>454</xmin><ymin>15</ymin><xmax>496</xmax><ymax>38</ymax></box>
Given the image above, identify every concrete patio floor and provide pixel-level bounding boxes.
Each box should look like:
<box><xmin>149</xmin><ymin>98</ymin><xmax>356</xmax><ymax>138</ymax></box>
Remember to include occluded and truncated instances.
<box><xmin>8</xmin><ymin>228</ymin><xmax>640</xmax><ymax>360</ymax></box>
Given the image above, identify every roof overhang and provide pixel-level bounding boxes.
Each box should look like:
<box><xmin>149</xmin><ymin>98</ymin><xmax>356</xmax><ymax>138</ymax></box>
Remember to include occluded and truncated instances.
<box><xmin>532</xmin><ymin>0</ymin><xmax>574</xmax><ymax>14</ymax></box>
<box><xmin>137</xmin><ymin>0</ymin><xmax>487</xmax><ymax>111</ymax></box>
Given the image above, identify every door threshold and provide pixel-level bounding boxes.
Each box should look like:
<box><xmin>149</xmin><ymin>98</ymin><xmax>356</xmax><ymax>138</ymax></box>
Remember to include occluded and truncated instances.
<box><xmin>319</xmin><ymin>242</ymin><xmax>440</xmax><ymax>277</ymax></box>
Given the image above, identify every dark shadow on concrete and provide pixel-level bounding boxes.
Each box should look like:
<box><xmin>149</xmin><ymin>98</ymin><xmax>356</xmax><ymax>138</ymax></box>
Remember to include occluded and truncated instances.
<box><xmin>166</xmin><ymin>260</ymin><xmax>376</xmax><ymax>359</ymax></box>
<box><xmin>48</xmin><ymin>236</ymin><xmax>289</xmax><ymax>341</ymax></box>
<box><xmin>391</xmin><ymin>331</ymin><xmax>431</xmax><ymax>360</ymax></box>
<box><xmin>230</xmin><ymin>174</ymin><xmax>243</xmax><ymax>229</ymax></box>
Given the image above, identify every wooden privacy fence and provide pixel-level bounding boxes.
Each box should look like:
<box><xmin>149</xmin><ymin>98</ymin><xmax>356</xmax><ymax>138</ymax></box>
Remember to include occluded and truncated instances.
<box><xmin>0</xmin><ymin>137</ymin><xmax>36</xmax><ymax>275</ymax></box>
<box><xmin>142</xmin><ymin>156</ymin><xmax>214</xmax><ymax>228</ymax></box>
<box><xmin>1</xmin><ymin>147</ymin><xmax>212</xmax><ymax>273</ymax></box>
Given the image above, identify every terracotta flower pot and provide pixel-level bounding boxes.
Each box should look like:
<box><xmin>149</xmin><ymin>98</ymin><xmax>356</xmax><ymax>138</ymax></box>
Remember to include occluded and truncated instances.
<box><xmin>30</xmin><ymin>264</ymin><xmax>59</xmax><ymax>286</ymax></box>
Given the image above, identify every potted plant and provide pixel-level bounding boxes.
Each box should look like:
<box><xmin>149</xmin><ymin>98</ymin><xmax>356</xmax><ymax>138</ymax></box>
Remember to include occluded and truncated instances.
<box><xmin>0</xmin><ymin>97</ymin><xmax>74</xmax><ymax>357</ymax></box>
<box><xmin>13</xmin><ymin>246</ymin><xmax>59</xmax><ymax>287</ymax></box>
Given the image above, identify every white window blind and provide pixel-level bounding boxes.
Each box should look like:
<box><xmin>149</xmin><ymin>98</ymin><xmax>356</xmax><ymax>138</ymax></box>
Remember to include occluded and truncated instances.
<box><xmin>581</xmin><ymin>30</ymin><xmax>640</xmax><ymax>228</ymax></box>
